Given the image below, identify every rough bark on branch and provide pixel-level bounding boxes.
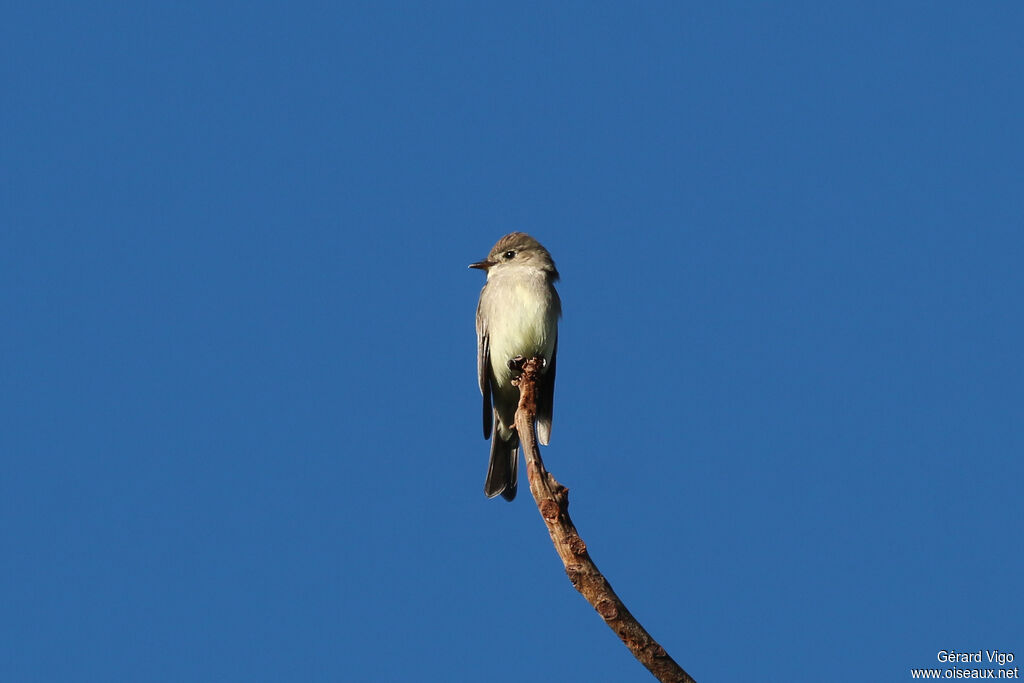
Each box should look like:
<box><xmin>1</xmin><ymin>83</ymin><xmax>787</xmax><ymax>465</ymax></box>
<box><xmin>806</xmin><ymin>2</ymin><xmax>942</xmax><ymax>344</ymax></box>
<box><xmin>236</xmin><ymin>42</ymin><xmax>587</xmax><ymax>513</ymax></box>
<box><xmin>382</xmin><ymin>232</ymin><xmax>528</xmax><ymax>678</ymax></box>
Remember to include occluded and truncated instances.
<box><xmin>512</xmin><ymin>357</ymin><xmax>696</xmax><ymax>683</ymax></box>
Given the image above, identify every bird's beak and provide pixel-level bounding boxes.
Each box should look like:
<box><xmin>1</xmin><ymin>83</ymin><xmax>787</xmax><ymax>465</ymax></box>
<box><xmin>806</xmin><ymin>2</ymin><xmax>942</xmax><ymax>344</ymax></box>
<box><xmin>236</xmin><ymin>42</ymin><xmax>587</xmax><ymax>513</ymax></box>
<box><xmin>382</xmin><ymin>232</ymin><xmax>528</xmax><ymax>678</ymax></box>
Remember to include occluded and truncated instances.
<box><xmin>468</xmin><ymin>259</ymin><xmax>496</xmax><ymax>270</ymax></box>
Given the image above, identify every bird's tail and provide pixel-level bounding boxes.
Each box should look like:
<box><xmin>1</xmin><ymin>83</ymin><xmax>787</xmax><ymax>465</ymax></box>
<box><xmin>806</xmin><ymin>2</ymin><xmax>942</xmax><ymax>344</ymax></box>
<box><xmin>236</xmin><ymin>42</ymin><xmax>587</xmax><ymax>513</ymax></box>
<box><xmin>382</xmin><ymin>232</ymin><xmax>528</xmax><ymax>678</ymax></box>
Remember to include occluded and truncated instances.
<box><xmin>484</xmin><ymin>430</ymin><xmax>519</xmax><ymax>501</ymax></box>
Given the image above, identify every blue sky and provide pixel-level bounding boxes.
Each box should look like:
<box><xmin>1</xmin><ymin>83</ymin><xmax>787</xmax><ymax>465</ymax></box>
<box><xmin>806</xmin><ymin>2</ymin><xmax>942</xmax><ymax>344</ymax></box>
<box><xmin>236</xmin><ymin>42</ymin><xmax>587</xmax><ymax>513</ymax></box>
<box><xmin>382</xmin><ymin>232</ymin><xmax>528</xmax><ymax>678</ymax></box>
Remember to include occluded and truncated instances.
<box><xmin>3</xmin><ymin>3</ymin><xmax>1022</xmax><ymax>681</ymax></box>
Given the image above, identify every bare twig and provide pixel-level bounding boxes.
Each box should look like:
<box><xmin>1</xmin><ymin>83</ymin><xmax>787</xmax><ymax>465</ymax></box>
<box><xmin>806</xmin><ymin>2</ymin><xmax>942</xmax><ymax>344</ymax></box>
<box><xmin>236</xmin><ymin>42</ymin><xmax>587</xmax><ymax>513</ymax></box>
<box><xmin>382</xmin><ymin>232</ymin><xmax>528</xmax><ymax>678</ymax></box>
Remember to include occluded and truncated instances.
<box><xmin>512</xmin><ymin>357</ymin><xmax>696</xmax><ymax>683</ymax></box>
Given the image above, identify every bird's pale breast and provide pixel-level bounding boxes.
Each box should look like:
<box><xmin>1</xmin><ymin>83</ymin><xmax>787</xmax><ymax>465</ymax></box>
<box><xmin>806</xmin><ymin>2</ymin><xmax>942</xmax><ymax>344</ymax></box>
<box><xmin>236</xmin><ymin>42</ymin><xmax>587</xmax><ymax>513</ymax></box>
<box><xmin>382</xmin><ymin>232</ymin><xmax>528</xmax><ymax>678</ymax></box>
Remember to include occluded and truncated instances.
<box><xmin>483</xmin><ymin>268</ymin><xmax>557</xmax><ymax>388</ymax></box>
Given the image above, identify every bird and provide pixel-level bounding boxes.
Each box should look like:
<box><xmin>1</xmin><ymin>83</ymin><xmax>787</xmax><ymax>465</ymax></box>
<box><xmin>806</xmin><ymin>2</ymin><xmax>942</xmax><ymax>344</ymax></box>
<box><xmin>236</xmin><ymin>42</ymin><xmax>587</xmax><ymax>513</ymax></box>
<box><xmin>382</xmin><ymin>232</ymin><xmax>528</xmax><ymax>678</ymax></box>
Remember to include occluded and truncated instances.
<box><xmin>470</xmin><ymin>232</ymin><xmax>561</xmax><ymax>501</ymax></box>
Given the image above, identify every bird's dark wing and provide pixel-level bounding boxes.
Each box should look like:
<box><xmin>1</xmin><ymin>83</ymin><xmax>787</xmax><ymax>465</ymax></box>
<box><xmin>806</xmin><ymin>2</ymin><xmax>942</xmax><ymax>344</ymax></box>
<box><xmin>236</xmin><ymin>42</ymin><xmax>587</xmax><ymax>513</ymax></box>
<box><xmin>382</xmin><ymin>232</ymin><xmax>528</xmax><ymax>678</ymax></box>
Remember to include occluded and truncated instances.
<box><xmin>536</xmin><ymin>335</ymin><xmax>556</xmax><ymax>445</ymax></box>
<box><xmin>477</xmin><ymin>324</ymin><xmax>493</xmax><ymax>440</ymax></box>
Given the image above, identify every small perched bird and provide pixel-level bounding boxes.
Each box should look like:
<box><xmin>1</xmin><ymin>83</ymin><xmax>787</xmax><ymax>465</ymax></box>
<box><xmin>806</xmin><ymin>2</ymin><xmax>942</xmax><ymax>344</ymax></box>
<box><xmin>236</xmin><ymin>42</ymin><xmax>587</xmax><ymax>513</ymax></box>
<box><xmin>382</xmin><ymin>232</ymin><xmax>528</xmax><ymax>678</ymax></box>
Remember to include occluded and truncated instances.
<box><xmin>470</xmin><ymin>232</ymin><xmax>561</xmax><ymax>501</ymax></box>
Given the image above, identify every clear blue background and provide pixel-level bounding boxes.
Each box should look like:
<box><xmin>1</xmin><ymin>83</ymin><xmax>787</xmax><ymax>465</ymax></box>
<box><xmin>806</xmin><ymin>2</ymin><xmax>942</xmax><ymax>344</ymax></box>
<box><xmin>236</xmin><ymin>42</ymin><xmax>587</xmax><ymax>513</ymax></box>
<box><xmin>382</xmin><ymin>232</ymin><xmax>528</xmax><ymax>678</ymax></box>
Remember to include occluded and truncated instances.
<box><xmin>3</xmin><ymin>3</ymin><xmax>1021</xmax><ymax>681</ymax></box>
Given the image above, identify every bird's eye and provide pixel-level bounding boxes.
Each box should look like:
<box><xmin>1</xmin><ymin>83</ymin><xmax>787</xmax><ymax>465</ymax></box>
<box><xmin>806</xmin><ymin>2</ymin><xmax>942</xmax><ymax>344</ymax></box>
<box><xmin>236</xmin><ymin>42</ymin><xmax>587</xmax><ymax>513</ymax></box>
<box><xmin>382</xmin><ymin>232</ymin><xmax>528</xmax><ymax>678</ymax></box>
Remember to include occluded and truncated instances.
<box><xmin>504</xmin><ymin>250</ymin><xmax>516</xmax><ymax>259</ymax></box>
